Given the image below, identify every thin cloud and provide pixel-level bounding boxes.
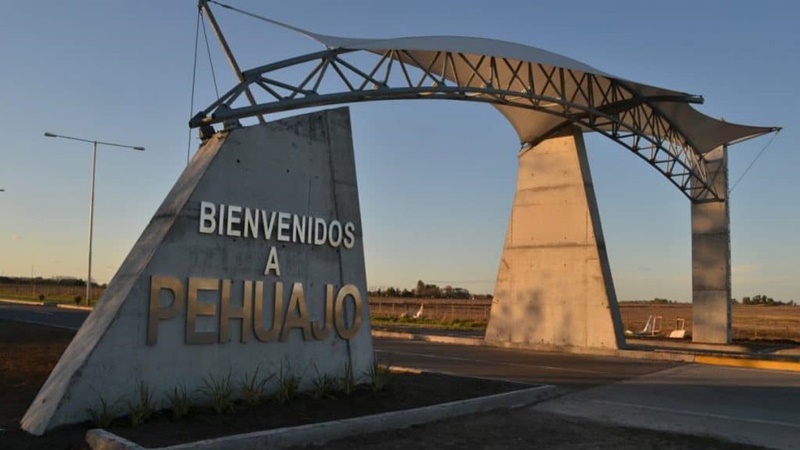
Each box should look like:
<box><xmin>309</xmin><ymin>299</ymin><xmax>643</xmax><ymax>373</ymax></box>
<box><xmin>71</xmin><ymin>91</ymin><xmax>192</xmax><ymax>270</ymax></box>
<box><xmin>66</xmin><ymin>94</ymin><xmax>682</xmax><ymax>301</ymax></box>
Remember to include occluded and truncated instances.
<box><xmin>11</xmin><ymin>234</ymin><xmax>23</xmax><ymax>240</ymax></box>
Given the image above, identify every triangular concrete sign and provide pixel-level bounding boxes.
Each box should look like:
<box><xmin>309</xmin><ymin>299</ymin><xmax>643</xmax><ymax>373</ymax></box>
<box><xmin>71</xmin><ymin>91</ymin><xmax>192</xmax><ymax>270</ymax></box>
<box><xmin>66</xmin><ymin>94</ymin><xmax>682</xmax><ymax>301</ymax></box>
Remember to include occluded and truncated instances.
<box><xmin>23</xmin><ymin>107</ymin><xmax>374</xmax><ymax>434</ymax></box>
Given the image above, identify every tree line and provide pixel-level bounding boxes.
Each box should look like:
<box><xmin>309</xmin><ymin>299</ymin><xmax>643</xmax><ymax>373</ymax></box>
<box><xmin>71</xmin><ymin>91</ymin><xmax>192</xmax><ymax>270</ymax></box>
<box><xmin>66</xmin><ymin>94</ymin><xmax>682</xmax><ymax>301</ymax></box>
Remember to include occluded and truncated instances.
<box><xmin>0</xmin><ymin>275</ymin><xmax>104</xmax><ymax>288</ymax></box>
<box><xmin>624</xmin><ymin>296</ymin><xmax>796</xmax><ymax>306</ymax></box>
<box><xmin>736</xmin><ymin>295</ymin><xmax>796</xmax><ymax>306</ymax></box>
<box><xmin>369</xmin><ymin>280</ymin><xmax>493</xmax><ymax>300</ymax></box>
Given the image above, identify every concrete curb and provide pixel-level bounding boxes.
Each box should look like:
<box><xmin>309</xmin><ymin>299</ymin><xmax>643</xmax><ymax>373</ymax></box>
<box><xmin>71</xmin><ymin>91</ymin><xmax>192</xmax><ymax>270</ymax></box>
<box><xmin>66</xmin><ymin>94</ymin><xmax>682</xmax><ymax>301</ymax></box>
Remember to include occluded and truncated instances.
<box><xmin>695</xmin><ymin>355</ymin><xmax>800</xmax><ymax>372</ymax></box>
<box><xmin>56</xmin><ymin>304</ymin><xmax>94</xmax><ymax>311</ymax></box>
<box><xmin>0</xmin><ymin>298</ymin><xmax>44</xmax><ymax>306</ymax></box>
<box><xmin>86</xmin><ymin>384</ymin><xmax>557</xmax><ymax>450</ymax></box>
<box><xmin>626</xmin><ymin>338</ymin><xmax>755</xmax><ymax>354</ymax></box>
<box><xmin>372</xmin><ymin>330</ymin><xmax>483</xmax><ymax>346</ymax></box>
<box><xmin>86</xmin><ymin>429</ymin><xmax>144</xmax><ymax>450</ymax></box>
<box><xmin>488</xmin><ymin>339</ymin><xmax>698</xmax><ymax>362</ymax></box>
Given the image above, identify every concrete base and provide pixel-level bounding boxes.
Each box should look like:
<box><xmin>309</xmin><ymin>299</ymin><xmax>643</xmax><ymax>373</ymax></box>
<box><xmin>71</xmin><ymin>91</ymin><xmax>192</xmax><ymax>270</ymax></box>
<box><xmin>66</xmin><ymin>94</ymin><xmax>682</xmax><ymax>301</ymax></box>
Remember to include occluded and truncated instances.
<box><xmin>485</xmin><ymin>129</ymin><xmax>624</xmax><ymax>350</ymax></box>
<box><xmin>86</xmin><ymin>382</ymin><xmax>557</xmax><ymax>450</ymax></box>
<box><xmin>22</xmin><ymin>108</ymin><xmax>374</xmax><ymax>434</ymax></box>
<box><xmin>691</xmin><ymin>146</ymin><xmax>731</xmax><ymax>344</ymax></box>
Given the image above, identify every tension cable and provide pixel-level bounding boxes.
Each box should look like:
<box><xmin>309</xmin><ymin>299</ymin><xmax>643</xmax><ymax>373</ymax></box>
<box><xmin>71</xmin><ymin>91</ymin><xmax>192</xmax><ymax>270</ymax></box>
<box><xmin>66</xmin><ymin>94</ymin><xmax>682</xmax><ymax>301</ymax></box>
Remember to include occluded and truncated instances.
<box><xmin>730</xmin><ymin>129</ymin><xmax>781</xmax><ymax>193</ymax></box>
<box><xmin>186</xmin><ymin>9</ymin><xmax>201</xmax><ymax>165</ymax></box>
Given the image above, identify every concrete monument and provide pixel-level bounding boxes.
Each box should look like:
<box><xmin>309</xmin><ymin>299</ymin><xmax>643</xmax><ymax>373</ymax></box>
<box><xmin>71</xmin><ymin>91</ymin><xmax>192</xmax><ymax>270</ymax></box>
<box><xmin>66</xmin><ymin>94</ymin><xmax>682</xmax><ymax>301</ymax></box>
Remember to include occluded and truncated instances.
<box><xmin>22</xmin><ymin>107</ymin><xmax>373</xmax><ymax>434</ymax></box>
<box><xmin>187</xmin><ymin>6</ymin><xmax>777</xmax><ymax>349</ymax></box>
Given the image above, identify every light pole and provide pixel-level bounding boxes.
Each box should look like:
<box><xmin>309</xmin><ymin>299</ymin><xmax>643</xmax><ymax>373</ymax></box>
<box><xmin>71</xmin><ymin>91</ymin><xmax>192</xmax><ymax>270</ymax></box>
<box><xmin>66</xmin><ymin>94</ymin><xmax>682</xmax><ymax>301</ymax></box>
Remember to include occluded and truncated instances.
<box><xmin>44</xmin><ymin>132</ymin><xmax>144</xmax><ymax>306</ymax></box>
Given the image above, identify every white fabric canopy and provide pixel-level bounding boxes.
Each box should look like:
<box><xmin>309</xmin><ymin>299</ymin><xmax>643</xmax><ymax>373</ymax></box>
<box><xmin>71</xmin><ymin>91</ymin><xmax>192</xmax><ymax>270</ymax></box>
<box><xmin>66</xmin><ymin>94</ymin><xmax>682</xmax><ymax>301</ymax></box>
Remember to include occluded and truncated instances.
<box><xmin>262</xmin><ymin>18</ymin><xmax>774</xmax><ymax>154</ymax></box>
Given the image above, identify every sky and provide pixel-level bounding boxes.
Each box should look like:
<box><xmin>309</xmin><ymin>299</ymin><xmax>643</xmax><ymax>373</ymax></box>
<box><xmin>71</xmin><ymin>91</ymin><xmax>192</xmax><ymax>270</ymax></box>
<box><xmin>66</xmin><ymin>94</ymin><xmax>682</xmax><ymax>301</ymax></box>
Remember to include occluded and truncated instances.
<box><xmin>0</xmin><ymin>1</ymin><xmax>798</xmax><ymax>302</ymax></box>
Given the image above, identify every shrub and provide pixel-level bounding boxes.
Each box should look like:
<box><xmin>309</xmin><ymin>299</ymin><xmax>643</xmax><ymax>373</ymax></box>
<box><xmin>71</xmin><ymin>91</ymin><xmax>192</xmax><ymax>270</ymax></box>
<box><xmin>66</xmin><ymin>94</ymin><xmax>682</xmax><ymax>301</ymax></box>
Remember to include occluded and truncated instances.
<box><xmin>275</xmin><ymin>361</ymin><xmax>302</xmax><ymax>404</ymax></box>
<box><xmin>338</xmin><ymin>359</ymin><xmax>357</xmax><ymax>397</ymax></box>
<box><xmin>166</xmin><ymin>384</ymin><xmax>191</xmax><ymax>421</ymax></box>
<box><xmin>126</xmin><ymin>382</ymin><xmax>155</xmax><ymax>427</ymax></box>
<box><xmin>86</xmin><ymin>396</ymin><xmax>120</xmax><ymax>429</ymax></box>
<box><xmin>74</xmin><ymin>295</ymin><xmax>82</xmax><ymax>305</ymax></box>
<box><xmin>197</xmin><ymin>373</ymin><xmax>235</xmax><ymax>415</ymax></box>
<box><xmin>310</xmin><ymin>365</ymin><xmax>338</xmax><ymax>400</ymax></box>
<box><xmin>241</xmin><ymin>367</ymin><xmax>273</xmax><ymax>406</ymax></box>
<box><xmin>368</xmin><ymin>362</ymin><xmax>392</xmax><ymax>393</ymax></box>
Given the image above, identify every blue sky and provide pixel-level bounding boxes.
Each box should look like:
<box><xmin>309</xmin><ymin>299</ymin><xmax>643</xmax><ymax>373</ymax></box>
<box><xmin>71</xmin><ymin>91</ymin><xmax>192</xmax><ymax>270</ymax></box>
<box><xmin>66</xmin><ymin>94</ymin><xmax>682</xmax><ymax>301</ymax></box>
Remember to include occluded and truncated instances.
<box><xmin>0</xmin><ymin>1</ymin><xmax>797</xmax><ymax>302</ymax></box>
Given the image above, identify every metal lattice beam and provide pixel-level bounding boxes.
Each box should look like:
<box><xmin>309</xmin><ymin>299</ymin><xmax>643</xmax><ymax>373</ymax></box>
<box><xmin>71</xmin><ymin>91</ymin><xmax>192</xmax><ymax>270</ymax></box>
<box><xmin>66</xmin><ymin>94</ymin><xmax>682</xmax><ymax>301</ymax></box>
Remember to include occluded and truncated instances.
<box><xmin>189</xmin><ymin>48</ymin><xmax>718</xmax><ymax>201</ymax></box>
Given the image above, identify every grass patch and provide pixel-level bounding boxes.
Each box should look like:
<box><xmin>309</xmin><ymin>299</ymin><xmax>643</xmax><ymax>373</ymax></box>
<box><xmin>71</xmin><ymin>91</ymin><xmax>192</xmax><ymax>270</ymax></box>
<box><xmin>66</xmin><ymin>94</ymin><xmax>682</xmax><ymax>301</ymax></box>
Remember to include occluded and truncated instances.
<box><xmin>372</xmin><ymin>315</ymin><xmax>487</xmax><ymax>330</ymax></box>
<box><xmin>197</xmin><ymin>373</ymin><xmax>235</xmax><ymax>415</ymax></box>
<box><xmin>126</xmin><ymin>383</ymin><xmax>155</xmax><ymax>427</ymax></box>
<box><xmin>166</xmin><ymin>384</ymin><xmax>192</xmax><ymax>421</ymax></box>
<box><xmin>241</xmin><ymin>367</ymin><xmax>273</xmax><ymax>406</ymax></box>
<box><xmin>87</xmin><ymin>397</ymin><xmax>121</xmax><ymax>429</ymax></box>
<box><xmin>367</xmin><ymin>363</ymin><xmax>392</xmax><ymax>393</ymax></box>
<box><xmin>310</xmin><ymin>366</ymin><xmax>339</xmax><ymax>400</ymax></box>
<box><xmin>274</xmin><ymin>362</ymin><xmax>302</xmax><ymax>404</ymax></box>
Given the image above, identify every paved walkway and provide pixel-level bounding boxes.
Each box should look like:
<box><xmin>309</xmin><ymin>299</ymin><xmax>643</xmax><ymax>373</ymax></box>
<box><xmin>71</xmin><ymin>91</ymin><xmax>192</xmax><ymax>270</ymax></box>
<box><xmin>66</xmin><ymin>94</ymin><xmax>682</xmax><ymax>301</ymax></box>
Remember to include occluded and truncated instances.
<box><xmin>532</xmin><ymin>363</ymin><xmax>800</xmax><ymax>449</ymax></box>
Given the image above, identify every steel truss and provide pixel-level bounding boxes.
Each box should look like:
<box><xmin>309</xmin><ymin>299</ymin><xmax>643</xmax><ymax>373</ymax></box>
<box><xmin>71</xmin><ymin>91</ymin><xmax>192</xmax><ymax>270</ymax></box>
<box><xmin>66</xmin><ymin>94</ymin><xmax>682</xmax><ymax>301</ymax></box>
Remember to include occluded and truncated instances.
<box><xmin>190</xmin><ymin>47</ymin><xmax>720</xmax><ymax>201</ymax></box>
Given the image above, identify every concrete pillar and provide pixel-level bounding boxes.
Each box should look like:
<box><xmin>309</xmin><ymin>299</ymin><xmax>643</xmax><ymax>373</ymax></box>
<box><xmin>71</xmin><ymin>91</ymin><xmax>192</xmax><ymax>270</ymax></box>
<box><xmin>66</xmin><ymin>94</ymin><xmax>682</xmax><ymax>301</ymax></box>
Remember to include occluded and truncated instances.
<box><xmin>691</xmin><ymin>146</ymin><xmax>731</xmax><ymax>344</ymax></box>
<box><xmin>485</xmin><ymin>128</ymin><xmax>625</xmax><ymax>350</ymax></box>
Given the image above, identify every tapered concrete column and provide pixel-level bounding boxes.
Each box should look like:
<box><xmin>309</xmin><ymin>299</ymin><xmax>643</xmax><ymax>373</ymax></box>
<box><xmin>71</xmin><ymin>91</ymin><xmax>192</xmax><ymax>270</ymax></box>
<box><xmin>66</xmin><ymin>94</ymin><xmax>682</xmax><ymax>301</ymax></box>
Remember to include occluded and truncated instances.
<box><xmin>485</xmin><ymin>129</ymin><xmax>625</xmax><ymax>350</ymax></box>
<box><xmin>691</xmin><ymin>146</ymin><xmax>731</xmax><ymax>344</ymax></box>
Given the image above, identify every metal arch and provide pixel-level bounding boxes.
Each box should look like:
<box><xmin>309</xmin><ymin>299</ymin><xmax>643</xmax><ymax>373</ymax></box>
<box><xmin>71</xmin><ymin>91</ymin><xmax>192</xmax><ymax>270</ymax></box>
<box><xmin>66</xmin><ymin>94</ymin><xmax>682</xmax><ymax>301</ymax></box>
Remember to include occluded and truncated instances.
<box><xmin>189</xmin><ymin>47</ymin><xmax>720</xmax><ymax>202</ymax></box>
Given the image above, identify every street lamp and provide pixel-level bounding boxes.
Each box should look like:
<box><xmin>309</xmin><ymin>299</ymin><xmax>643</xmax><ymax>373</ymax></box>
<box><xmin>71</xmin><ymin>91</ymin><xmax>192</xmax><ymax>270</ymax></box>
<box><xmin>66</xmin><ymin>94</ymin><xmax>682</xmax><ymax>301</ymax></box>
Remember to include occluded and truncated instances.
<box><xmin>44</xmin><ymin>132</ymin><xmax>144</xmax><ymax>306</ymax></box>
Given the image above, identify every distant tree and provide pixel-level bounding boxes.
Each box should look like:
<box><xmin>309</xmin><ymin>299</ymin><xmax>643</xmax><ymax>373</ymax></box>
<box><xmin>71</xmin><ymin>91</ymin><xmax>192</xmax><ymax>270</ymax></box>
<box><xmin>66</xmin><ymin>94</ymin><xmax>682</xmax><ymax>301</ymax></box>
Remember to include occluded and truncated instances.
<box><xmin>742</xmin><ymin>294</ymin><xmax>787</xmax><ymax>306</ymax></box>
<box><xmin>452</xmin><ymin>288</ymin><xmax>470</xmax><ymax>299</ymax></box>
<box><xmin>368</xmin><ymin>282</ymin><xmax>489</xmax><ymax>299</ymax></box>
<box><xmin>442</xmin><ymin>285</ymin><xmax>454</xmax><ymax>298</ymax></box>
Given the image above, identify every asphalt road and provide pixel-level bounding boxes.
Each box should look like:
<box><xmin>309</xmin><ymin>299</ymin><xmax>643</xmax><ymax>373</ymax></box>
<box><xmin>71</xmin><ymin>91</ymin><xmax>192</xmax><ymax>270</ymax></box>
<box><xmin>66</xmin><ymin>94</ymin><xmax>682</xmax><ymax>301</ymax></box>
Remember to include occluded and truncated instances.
<box><xmin>2</xmin><ymin>300</ymin><xmax>799</xmax><ymax>448</ymax></box>
<box><xmin>374</xmin><ymin>339</ymin><xmax>676</xmax><ymax>390</ymax></box>
<box><xmin>0</xmin><ymin>301</ymin><xmax>673</xmax><ymax>390</ymax></box>
<box><xmin>0</xmin><ymin>301</ymin><xmax>88</xmax><ymax>330</ymax></box>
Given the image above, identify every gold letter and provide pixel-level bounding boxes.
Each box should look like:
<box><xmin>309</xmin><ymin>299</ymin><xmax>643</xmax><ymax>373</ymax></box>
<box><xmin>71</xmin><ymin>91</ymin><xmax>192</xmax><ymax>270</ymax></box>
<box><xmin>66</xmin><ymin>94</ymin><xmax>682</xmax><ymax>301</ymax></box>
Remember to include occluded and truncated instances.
<box><xmin>254</xmin><ymin>281</ymin><xmax>283</xmax><ymax>342</ymax></box>
<box><xmin>186</xmin><ymin>277</ymin><xmax>219</xmax><ymax>344</ymax></box>
<box><xmin>311</xmin><ymin>284</ymin><xmax>334</xmax><ymax>341</ymax></box>
<box><xmin>147</xmin><ymin>276</ymin><xmax>184</xmax><ymax>346</ymax></box>
<box><xmin>219</xmin><ymin>279</ymin><xmax>253</xmax><ymax>343</ymax></box>
<box><xmin>334</xmin><ymin>284</ymin><xmax>363</xmax><ymax>340</ymax></box>
<box><xmin>264</xmin><ymin>246</ymin><xmax>281</xmax><ymax>276</ymax></box>
<box><xmin>280</xmin><ymin>282</ymin><xmax>312</xmax><ymax>342</ymax></box>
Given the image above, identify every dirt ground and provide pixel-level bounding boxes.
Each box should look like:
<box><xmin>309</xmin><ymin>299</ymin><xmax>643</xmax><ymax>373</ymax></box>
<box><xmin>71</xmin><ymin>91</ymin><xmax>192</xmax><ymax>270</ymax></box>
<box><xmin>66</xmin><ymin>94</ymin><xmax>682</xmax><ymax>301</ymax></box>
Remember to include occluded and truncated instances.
<box><xmin>0</xmin><ymin>320</ymin><xmax>766</xmax><ymax>449</ymax></box>
<box><xmin>372</xmin><ymin>298</ymin><xmax>800</xmax><ymax>343</ymax></box>
<box><xmin>621</xmin><ymin>303</ymin><xmax>800</xmax><ymax>342</ymax></box>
